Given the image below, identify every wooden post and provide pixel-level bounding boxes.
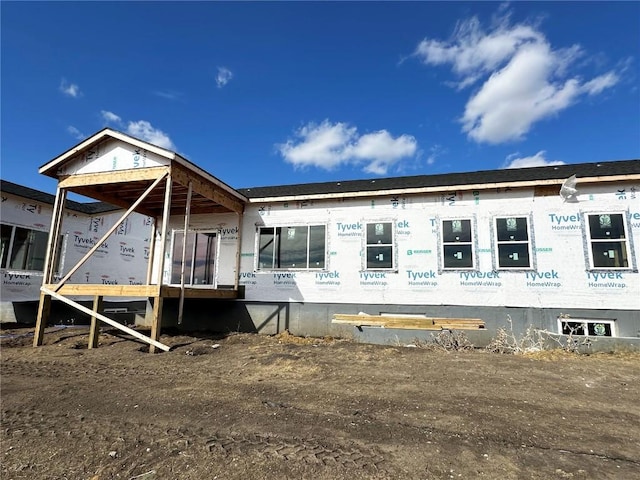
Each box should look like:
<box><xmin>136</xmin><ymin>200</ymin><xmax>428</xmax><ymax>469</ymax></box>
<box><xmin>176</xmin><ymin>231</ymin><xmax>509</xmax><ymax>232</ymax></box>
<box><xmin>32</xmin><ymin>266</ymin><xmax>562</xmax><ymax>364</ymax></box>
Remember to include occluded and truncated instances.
<box><xmin>234</xmin><ymin>211</ymin><xmax>244</xmax><ymax>291</ymax></box>
<box><xmin>145</xmin><ymin>219</ymin><xmax>157</xmax><ymax>285</ymax></box>
<box><xmin>178</xmin><ymin>182</ymin><xmax>193</xmax><ymax>325</ymax></box>
<box><xmin>88</xmin><ymin>295</ymin><xmax>104</xmax><ymax>348</ymax></box>
<box><xmin>34</xmin><ymin>186</ymin><xmax>66</xmax><ymax>347</ymax></box>
<box><xmin>149</xmin><ymin>296</ymin><xmax>164</xmax><ymax>352</ymax></box>
<box><xmin>150</xmin><ymin>174</ymin><xmax>172</xmax><ymax>353</ymax></box>
<box><xmin>33</xmin><ymin>293</ymin><xmax>52</xmax><ymax>347</ymax></box>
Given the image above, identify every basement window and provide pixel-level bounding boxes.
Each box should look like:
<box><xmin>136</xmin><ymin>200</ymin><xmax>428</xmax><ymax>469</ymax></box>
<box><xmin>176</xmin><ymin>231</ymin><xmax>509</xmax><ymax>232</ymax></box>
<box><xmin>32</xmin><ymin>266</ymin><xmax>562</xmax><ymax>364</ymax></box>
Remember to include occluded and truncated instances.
<box><xmin>257</xmin><ymin>225</ymin><xmax>326</xmax><ymax>270</ymax></box>
<box><xmin>558</xmin><ymin>317</ymin><xmax>615</xmax><ymax>337</ymax></box>
<box><xmin>586</xmin><ymin>213</ymin><xmax>630</xmax><ymax>269</ymax></box>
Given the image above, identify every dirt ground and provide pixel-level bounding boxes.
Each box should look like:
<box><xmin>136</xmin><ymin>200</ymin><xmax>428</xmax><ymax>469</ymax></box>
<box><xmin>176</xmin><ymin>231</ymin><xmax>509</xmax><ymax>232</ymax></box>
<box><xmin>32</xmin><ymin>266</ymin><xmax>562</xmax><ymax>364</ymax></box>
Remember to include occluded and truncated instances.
<box><xmin>1</xmin><ymin>326</ymin><xmax>639</xmax><ymax>480</ymax></box>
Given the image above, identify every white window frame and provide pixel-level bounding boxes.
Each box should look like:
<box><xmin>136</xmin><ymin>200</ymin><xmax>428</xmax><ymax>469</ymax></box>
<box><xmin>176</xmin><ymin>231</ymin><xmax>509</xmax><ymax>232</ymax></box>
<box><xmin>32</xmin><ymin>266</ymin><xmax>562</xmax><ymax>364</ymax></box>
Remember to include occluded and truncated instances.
<box><xmin>493</xmin><ymin>215</ymin><xmax>534</xmax><ymax>270</ymax></box>
<box><xmin>584</xmin><ymin>212</ymin><xmax>632</xmax><ymax>270</ymax></box>
<box><xmin>440</xmin><ymin>218</ymin><xmax>476</xmax><ymax>271</ymax></box>
<box><xmin>557</xmin><ymin>317</ymin><xmax>616</xmax><ymax>337</ymax></box>
<box><xmin>363</xmin><ymin>221</ymin><xmax>396</xmax><ymax>271</ymax></box>
<box><xmin>256</xmin><ymin>224</ymin><xmax>327</xmax><ymax>271</ymax></box>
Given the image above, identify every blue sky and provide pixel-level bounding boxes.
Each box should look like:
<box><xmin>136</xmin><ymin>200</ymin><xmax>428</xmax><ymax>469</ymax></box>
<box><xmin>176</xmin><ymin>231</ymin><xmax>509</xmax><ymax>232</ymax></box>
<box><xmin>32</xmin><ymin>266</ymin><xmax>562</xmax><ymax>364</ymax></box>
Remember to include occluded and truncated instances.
<box><xmin>1</xmin><ymin>1</ymin><xmax>639</xmax><ymax>195</ymax></box>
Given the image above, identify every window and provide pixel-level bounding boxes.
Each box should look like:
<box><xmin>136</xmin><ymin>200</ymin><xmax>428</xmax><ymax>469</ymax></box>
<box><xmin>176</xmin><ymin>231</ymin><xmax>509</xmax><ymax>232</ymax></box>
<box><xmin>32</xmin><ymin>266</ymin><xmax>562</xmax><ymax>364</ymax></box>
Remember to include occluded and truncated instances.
<box><xmin>257</xmin><ymin>225</ymin><xmax>326</xmax><ymax>270</ymax></box>
<box><xmin>0</xmin><ymin>224</ymin><xmax>49</xmax><ymax>271</ymax></box>
<box><xmin>365</xmin><ymin>222</ymin><xmax>394</xmax><ymax>269</ymax></box>
<box><xmin>558</xmin><ymin>317</ymin><xmax>615</xmax><ymax>337</ymax></box>
<box><xmin>170</xmin><ymin>230</ymin><xmax>217</xmax><ymax>285</ymax></box>
<box><xmin>494</xmin><ymin>216</ymin><xmax>532</xmax><ymax>269</ymax></box>
<box><xmin>441</xmin><ymin>219</ymin><xmax>474</xmax><ymax>269</ymax></box>
<box><xmin>586</xmin><ymin>213</ymin><xmax>630</xmax><ymax>269</ymax></box>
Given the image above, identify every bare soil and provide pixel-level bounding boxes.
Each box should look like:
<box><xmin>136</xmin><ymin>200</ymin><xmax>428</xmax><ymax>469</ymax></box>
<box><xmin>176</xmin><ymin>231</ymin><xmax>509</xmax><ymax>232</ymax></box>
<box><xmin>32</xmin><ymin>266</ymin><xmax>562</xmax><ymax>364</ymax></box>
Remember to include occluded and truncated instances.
<box><xmin>1</xmin><ymin>326</ymin><xmax>639</xmax><ymax>480</ymax></box>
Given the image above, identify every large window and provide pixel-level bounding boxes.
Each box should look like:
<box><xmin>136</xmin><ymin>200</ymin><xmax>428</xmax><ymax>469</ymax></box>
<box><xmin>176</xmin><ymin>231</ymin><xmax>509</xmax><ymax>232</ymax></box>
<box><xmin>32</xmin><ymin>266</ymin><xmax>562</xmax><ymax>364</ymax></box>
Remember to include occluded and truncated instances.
<box><xmin>441</xmin><ymin>219</ymin><xmax>474</xmax><ymax>269</ymax></box>
<box><xmin>365</xmin><ymin>222</ymin><xmax>394</xmax><ymax>269</ymax></box>
<box><xmin>0</xmin><ymin>224</ymin><xmax>49</xmax><ymax>271</ymax></box>
<box><xmin>494</xmin><ymin>216</ymin><xmax>533</xmax><ymax>269</ymax></box>
<box><xmin>258</xmin><ymin>225</ymin><xmax>326</xmax><ymax>270</ymax></box>
<box><xmin>586</xmin><ymin>213</ymin><xmax>630</xmax><ymax>269</ymax></box>
<box><xmin>170</xmin><ymin>230</ymin><xmax>217</xmax><ymax>285</ymax></box>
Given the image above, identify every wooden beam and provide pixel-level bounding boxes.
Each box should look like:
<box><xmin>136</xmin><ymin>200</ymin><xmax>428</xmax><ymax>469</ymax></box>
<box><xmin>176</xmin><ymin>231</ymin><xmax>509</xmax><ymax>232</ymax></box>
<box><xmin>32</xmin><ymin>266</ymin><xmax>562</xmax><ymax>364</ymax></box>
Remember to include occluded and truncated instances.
<box><xmin>50</xmin><ymin>284</ymin><xmax>159</xmax><ymax>296</ymax></box>
<box><xmin>52</xmin><ymin>172</ymin><xmax>168</xmax><ymax>292</ymax></box>
<box><xmin>172</xmin><ymin>164</ymin><xmax>244</xmax><ymax>214</ymax></box>
<box><xmin>41</xmin><ymin>287</ymin><xmax>170</xmax><ymax>352</ymax></box>
<box><xmin>34</xmin><ymin>186</ymin><xmax>66</xmax><ymax>347</ymax></box>
<box><xmin>33</xmin><ymin>293</ymin><xmax>51</xmax><ymax>347</ymax></box>
<box><xmin>145</xmin><ymin>219</ymin><xmax>157</xmax><ymax>285</ymax></box>
<box><xmin>149</xmin><ymin>296</ymin><xmax>164</xmax><ymax>354</ymax></box>
<box><xmin>178</xmin><ymin>182</ymin><xmax>193</xmax><ymax>325</ymax></box>
<box><xmin>88</xmin><ymin>295</ymin><xmax>104</xmax><ymax>348</ymax></box>
<box><xmin>150</xmin><ymin>175</ymin><xmax>172</xmax><ymax>353</ymax></box>
<box><xmin>58</xmin><ymin>167</ymin><xmax>170</xmax><ymax>189</ymax></box>
<box><xmin>234</xmin><ymin>211</ymin><xmax>243</xmax><ymax>291</ymax></box>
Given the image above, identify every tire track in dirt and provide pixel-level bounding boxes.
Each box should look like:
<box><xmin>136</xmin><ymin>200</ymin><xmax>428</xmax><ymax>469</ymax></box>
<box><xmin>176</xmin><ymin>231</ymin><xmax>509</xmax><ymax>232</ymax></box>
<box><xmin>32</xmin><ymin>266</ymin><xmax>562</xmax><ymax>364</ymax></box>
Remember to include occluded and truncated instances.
<box><xmin>205</xmin><ymin>432</ymin><xmax>387</xmax><ymax>471</ymax></box>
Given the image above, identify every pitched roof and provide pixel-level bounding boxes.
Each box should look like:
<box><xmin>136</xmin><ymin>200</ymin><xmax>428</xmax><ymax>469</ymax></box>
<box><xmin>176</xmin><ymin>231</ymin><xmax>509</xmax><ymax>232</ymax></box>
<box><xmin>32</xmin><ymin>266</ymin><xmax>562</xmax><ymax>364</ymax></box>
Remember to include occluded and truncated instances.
<box><xmin>0</xmin><ymin>179</ymin><xmax>120</xmax><ymax>215</ymax></box>
<box><xmin>237</xmin><ymin>159</ymin><xmax>640</xmax><ymax>200</ymax></box>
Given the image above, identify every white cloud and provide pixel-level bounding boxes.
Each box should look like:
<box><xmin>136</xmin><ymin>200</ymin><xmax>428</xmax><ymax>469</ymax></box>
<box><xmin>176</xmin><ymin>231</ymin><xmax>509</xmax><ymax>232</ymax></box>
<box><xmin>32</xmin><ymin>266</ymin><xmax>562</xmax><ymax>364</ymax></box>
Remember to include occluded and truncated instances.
<box><xmin>216</xmin><ymin>67</ymin><xmax>233</xmax><ymax>88</ymax></box>
<box><xmin>504</xmin><ymin>150</ymin><xmax>565</xmax><ymax>169</ymax></box>
<box><xmin>101</xmin><ymin>110</ymin><xmax>123</xmax><ymax>125</ymax></box>
<box><xmin>413</xmin><ymin>12</ymin><xmax>620</xmax><ymax>144</ymax></box>
<box><xmin>66</xmin><ymin>125</ymin><xmax>85</xmax><ymax>140</ymax></box>
<box><xmin>126</xmin><ymin>120</ymin><xmax>176</xmax><ymax>150</ymax></box>
<box><xmin>277</xmin><ymin>120</ymin><xmax>418</xmax><ymax>175</ymax></box>
<box><xmin>153</xmin><ymin>90</ymin><xmax>184</xmax><ymax>100</ymax></box>
<box><xmin>59</xmin><ymin>78</ymin><xmax>81</xmax><ymax>98</ymax></box>
<box><xmin>426</xmin><ymin>144</ymin><xmax>446</xmax><ymax>166</ymax></box>
<box><xmin>99</xmin><ymin>110</ymin><xmax>175</xmax><ymax>150</ymax></box>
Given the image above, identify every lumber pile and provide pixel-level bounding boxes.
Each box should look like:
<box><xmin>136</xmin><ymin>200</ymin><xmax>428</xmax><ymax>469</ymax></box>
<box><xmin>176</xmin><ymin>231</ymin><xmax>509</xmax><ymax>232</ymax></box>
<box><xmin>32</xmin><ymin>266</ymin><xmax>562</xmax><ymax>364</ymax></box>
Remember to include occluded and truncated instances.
<box><xmin>332</xmin><ymin>314</ymin><xmax>485</xmax><ymax>330</ymax></box>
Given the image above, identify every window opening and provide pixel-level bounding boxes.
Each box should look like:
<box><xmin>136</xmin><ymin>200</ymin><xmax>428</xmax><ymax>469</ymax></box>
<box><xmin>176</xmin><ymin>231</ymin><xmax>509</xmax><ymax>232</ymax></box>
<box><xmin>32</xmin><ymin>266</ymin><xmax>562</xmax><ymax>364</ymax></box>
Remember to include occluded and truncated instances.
<box><xmin>587</xmin><ymin>213</ymin><xmax>630</xmax><ymax>269</ymax></box>
<box><xmin>442</xmin><ymin>219</ymin><xmax>474</xmax><ymax>269</ymax></box>
<box><xmin>494</xmin><ymin>217</ymin><xmax>532</xmax><ymax>269</ymax></box>
<box><xmin>365</xmin><ymin>222</ymin><xmax>394</xmax><ymax>269</ymax></box>
<box><xmin>257</xmin><ymin>225</ymin><xmax>326</xmax><ymax>270</ymax></box>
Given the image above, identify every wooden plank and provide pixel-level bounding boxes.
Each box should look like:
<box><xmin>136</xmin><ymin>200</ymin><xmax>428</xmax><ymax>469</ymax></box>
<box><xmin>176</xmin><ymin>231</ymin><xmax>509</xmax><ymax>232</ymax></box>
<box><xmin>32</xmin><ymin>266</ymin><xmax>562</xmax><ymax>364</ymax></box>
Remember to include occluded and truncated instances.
<box><xmin>178</xmin><ymin>182</ymin><xmax>193</xmax><ymax>325</ymax></box>
<box><xmin>50</xmin><ymin>284</ymin><xmax>159</xmax><ymax>297</ymax></box>
<box><xmin>332</xmin><ymin>314</ymin><xmax>484</xmax><ymax>330</ymax></box>
<box><xmin>58</xmin><ymin>167</ymin><xmax>170</xmax><ymax>188</ymax></box>
<box><xmin>88</xmin><ymin>295</ymin><xmax>104</xmax><ymax>348</ymax></box>
<box><xmin>41</xmin><ymin>287</ymin><xmax>170</xmax><ymax>352</ymax></box>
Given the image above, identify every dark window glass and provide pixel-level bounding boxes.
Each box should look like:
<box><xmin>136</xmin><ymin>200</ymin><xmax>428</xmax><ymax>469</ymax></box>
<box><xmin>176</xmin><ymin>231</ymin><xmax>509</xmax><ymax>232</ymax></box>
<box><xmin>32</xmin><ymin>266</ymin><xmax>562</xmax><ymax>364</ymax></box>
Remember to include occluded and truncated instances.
<box><xmin>367</xmin><ymin>246</ymin><xmax>393</xmax><ymax>269</ymax></box>
<box><xmin>257</xmin><ymin>225</ymin><xmax>325</xmax><ymax>270</ymax></box>
<box><xmin>588</xmin><ymin>214</ymin><xmax>625</xmax><ymax>240</ymax></box>
<box><xmin>442</xmin><ymin>219</ymin><xmax>472</xmax><ymax>243</ymax></box>
<box><xmin>366</xmin><ymin>222</ymin><xmax>392</xmax><ymax>245</ymax></box>
<box><xmin>497</xmin><ymin>243</ymin><xmax>530</xmax><ymax>268</ymax></box>
<box><xmin>591</xmin><ymin>242</ymin><xmax>629</xmax><ymax>268</ymax></box>
<box><xmin>496</xmin><ymin>217</ymin><xmax>528</xmax><ymax>242</ymax></box>
<box><xmin>443</xmin><ymin>245</ymin><xmax>473</xmax><ymax>268</ymax></box>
